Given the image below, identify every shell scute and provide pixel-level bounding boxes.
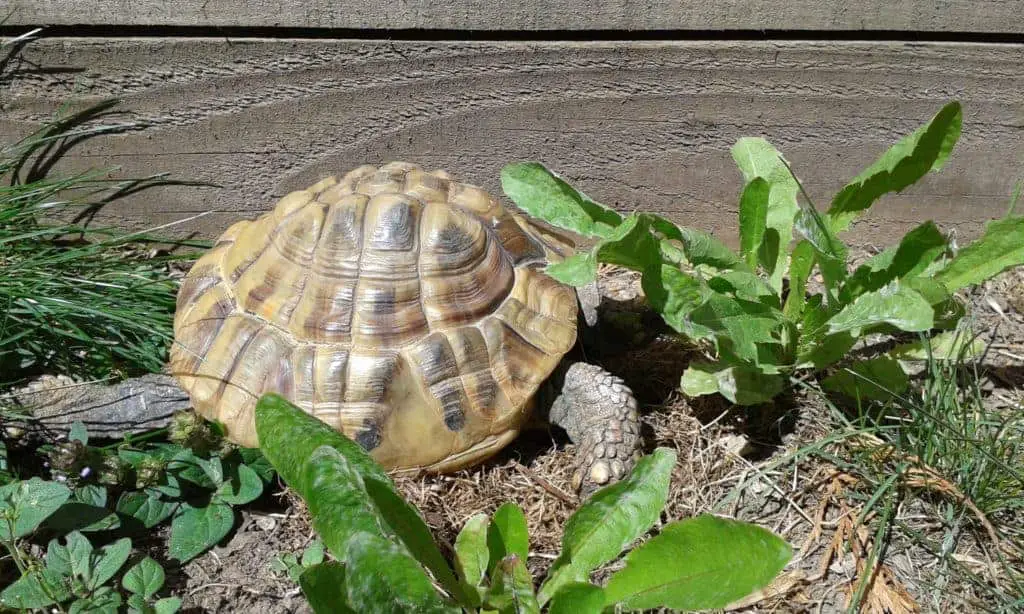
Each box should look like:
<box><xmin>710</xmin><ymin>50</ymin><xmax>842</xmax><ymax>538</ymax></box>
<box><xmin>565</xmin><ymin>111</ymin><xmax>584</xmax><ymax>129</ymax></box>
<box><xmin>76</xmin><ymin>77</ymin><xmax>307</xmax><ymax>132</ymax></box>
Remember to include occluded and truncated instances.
<box><xmin>171</xmin><ymin>162</ymin><xmax>579</xmax><ymax>469</ymax></box>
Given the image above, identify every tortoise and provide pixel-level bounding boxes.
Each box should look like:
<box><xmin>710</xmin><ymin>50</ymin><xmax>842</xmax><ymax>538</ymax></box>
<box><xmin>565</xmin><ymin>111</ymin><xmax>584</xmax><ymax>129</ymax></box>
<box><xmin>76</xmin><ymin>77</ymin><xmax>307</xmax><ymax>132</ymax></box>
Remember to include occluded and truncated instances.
<box><xmin>13</xmin><ymin>162</ymin><xmax>643</xmax><ymax>493</ymax></box>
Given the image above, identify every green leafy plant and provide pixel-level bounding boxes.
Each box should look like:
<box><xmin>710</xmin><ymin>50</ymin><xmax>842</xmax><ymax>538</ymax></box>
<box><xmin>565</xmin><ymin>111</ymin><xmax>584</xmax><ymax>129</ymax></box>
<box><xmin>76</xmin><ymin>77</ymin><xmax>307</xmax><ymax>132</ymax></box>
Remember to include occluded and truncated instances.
<box><xmin>122</xmin><ymin>557</ymin><xmax>182</xmax><ymax>614</ymax></box>
<box><xmin>0</xmin><ymin>418</ymin><xmax>274</xmax><ymax>612</ymax></box>
<box><xmin>0</xmin><ymin>477</ymin><xmax>181</xmax><ymax>613</ymax></box>
<box><xmin>83</xmin><ymin>421</ymin><xmax>267</xmax><ymax>563</ymax></box>
<box><xmin>500</xmin><ymin>101</ymin><xmax>1024</xmax><ymax>405</ymax></box>
<box><xmin>271</xmin><ymin>540</ymin><xmax>327</xmax><ymax>582</ymax></box>
<box><xmin>255</xmin><ymin>393</ymin><xmax>792</xmax><ymax>613</ymax></box>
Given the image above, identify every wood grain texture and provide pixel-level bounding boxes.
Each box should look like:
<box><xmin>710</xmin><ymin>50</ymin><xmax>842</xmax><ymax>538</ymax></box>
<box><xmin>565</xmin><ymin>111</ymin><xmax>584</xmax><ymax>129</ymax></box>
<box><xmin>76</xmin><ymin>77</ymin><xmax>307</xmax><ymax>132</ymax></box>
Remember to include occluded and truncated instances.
<box><xmin>6</xmin><ymin>0</ymin><xmax>1024</xmax><ymax>32</ymax></box>
<box><xmin>1</xmin><ymin>38</ymin><xmax>1022</xmax><ymax>248</ymax></box>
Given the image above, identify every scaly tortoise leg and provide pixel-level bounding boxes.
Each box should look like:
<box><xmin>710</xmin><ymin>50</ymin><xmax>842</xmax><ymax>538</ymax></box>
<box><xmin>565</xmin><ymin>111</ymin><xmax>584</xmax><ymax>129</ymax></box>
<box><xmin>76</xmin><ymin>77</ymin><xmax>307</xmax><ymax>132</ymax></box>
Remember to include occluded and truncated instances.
<box><xmin>547</xmin><ymin>361</ymin><xmax>643</xmax><ymax>496</ymax></box>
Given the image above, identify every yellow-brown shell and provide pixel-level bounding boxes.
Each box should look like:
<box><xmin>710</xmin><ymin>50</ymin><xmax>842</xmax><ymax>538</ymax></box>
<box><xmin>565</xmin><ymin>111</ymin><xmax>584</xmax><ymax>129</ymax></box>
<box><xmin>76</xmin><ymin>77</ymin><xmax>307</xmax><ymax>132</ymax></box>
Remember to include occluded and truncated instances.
<box><xmin>169</xmin><ymin>162</ymin><xmax>578</xmax><ymax>473</ymax></box>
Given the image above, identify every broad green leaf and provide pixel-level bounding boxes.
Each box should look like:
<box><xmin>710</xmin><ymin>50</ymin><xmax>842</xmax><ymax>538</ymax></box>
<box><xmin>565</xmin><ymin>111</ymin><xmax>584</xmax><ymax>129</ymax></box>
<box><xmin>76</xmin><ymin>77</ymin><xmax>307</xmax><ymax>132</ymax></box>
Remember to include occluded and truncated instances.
<box><xmin>216</xmin><ymin>462</ymin><xmax>263</xmax><ymax>505</ymax></box>
<box><xmin>548</xmin><ymin>583</ymin><xmax>606</xmax><ymax>614</ymax></box>
<box><xmin>647</xmin><ymin>213</ymin><xmax>745</xmax><ymax>271</ymax></box>
<box><xmin>236</xmin><ymin>448</ymin><xmax>276</xmax><ymax>483</ymax></box>
<box><xmin>797</xmin><ymin>331</ymin><xmax>858</xmax><ymax>370</ymax></box>
<box><xmin>255</xmin><ymin>393</ymin><xmax>391</xmax><ymax>488</ymax></box>
<box><xmin>822</xmin><ymin>356</ymin><xmax>910</xmax><ymax>402</ymax></box>
<box><xmin>783</xmin><ymin>240</ymin><xmax>815</xmax><ymax>320</ymax></box>
<box><xmin>500</xmin><ymin>162</ymin><xmax>622</xmax><ymax>239</ymax></box>
<box><xmin>548</xmin><ymin>214</ymin><xmax>662</xmax><ymax>286</ymax></box>
<box><xmin>123</xmin><ymin>557</ymin><xmax>166</xmax><ymax>598</ymax></box>
<box><xmin>595</xmin><ymin>214</ymin><xmax>662</xmax><ymax>271</ymax></box>
<box><xmin>0</xmin><ymin>568</ymin><xmax>72</xmax><ymax>609</ymax></box>
<box><xmin>732</xmin><ymin>137</ymin><xmax>801</xmax><ymax>291</ymax></box>
<box><xmin>888</xmin><ymin>329</ymin><xmax>985</xmax><ymax>362</ymax></box>
<box><xmin>537</xmin><ymin>448</ymin><xmax>676</xmax><ymax>605</ymax></box>
<box><xmin>674</xmin><ymin>226</ymin><xmax>746</xmax><ymax>271</ymax></box>
<box><xmin>795</xmin><ymin>206</ymin><xmax>848</xmax><ymax>294</ymax></box>
<box><xmin>299</xmin><ymin>445</ymin><xmax>391</xmax><ymax>558</ymax></box>
<box><xmin>198</xmin><ymin>456</ymin><xmax>224</xmax><ymax>486</ymax></box>
<box><xmin>603</xmin><ymin>514</ymin><xmax>792</xmax><ymax>611</ymax></box>
<box><xmin>153</xmin><ymin>597</ymin><xmax>182</xmax><ymax>614</ymax></box>
<box><xmin>45</xmin><ymin>536</ymin><xmax>73</xmax><ymax>576</ymax></box>
<box><xmin>0</xmin><ymin>477</ymin><xmax>71</xmax><ymax>539</ymax></box>
<box><xmin>708</xmin><ymin>270</ymin><xmax>779</xmax><ymax>307</ymax></box>
<box><xmin>116</xmin><ymin>491</ymin><xmax>178</xmax><ymax>529</ymax></box>
<box><xmin>300</xmin><ymin>562</ymin><xmax>357</xmax><ymax>614</ymax></box>
<box><xmin>826</xmin><ymin>283</ymin><xmax>933</xmax><ymax>335</ymax></box>
<box><xmin>302</xmin><ymin>540</ymin><xmax>326</xmax><ymax>567</ymax></box>
<box><xmin>842</xmin><ymin>221</ymin><xmax>947</xmax><ymax>302</ymax></box>
<box><xmin>688</xmin><ymin>294</ymin><xmax>785</xmax><ymax>365</ymax></box>
<box><xmin>454</xmin><ymin>513</ymin><xmax>490</xmax><ymax>605</ymax></box>
<box><xmin>486</xmin><ymin>555</ymin><xmax>539</xmax><ymax>614</ymax></box>
<box><xmin>167</xmin><ymin>450</ymin><xmax>216</xmax><ymax>490</ymax></box>
<box><xmin>65</xmin><ymin>531</ymin><xmax>93</xmax><ymax>584</ymax></box>
<box><xmin>905</xmin><ymin>277</ymin><xmax>964</xmax><ymax>329</ymax></box>
<box><xmin>642</xmin><ymin>265</ymin><xmax>713</xmax><ymax>341</ymax></box>
<box><xmin>47</xmin><ymin>504</ymin><xmax>119</xmax><ymax>533</ymax></box>
<box><xmin>255</xmin><ymin>393</ymin><xmax>467</xmax><ymax>605</ymax></box>
<box><xmin>46</xmin><ymin>483</ymin><xmax>118</xmax><ymax>533</ymax></box>
<box><xmin>545</xmin><ymin>252</ymin><xmax>597</xmax><ymax>286</ymax></box>
<box><xmin>74</xmin><ymin>484</ymin><xmax>107</xmax><ymax>507</ymax></box>
<box><xmin>69</xmin><ymin>421</ymin><xmax>88</xmax><ymax>444</ymax></box>
<box><xmin>680</xmin><ymin>362</ymin><xmax>785</xmax><ymax>405</ymax></box>
<box><xmin>679</xmin><ymin>364</ymin><xmax>719</xmax><ymax>398</ymax></box>
<box><xmin>68</xmin><ymin>587</ymin><xmax>121</xmax><ymax>613</ymax></box>
<box><xmin>738</xmin><ymin>177</ymin><xmax>770</xmax><ymax>270</ymax></box>
<box><xmin>828</xmin><ymin>101</ymin><xmax>963</xmax><ymax>232</ymax></box>
<box><xmin>344</xmin><ymin>531</ymin><xmax>460</xmax><ymax>614</ymax></box>
<box><xmin>487</xmin><ymin>503</ymin><xmax>530</xmax><ymax>574</ymax></box>
<box><xmin>796</xmin><ymin>298</ymin><xmax>858</xmax><ymax>369</ymax></box>
<box><xmin>168</xmin><ymin>502</ymin><xmax>234</xmax><ymax>562</ymax></box>
<box><xmin>935</xmin><ymin>216</ymin><xmax>1024</xmax><ymax>291</ymax></box>
<box><xmin>90</xmin><ymin>537</ymin><xmax>132</xmax><ymax>591</ymax></box>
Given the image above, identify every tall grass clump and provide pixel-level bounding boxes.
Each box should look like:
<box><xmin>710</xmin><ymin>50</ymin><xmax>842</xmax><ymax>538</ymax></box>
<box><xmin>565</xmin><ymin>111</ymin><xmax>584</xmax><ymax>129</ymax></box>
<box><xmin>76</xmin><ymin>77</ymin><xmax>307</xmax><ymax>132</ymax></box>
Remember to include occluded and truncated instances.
<box><xmin>0</xmin><ymin>100</ymin><xmax>204</xmax><ymax>385</ymax></box>
<box><xmin>818</xmin><ymin>326</ymin><xmax>1024</xmax><ymax>608</ymax></box>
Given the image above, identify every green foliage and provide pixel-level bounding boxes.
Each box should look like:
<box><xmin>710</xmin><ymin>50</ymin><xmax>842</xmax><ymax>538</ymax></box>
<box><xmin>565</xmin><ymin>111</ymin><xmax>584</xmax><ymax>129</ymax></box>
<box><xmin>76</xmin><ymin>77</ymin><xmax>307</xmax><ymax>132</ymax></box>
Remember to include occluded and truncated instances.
<box><xmin>602</xmin><ymin>515</ymin><xmax>792</xmax><ymax>610</ymax></box>
<box><xmin>537</xmin><ymin>448</ymin><xmax>674</xmax><ymax>604</ymax></box>
<box><xmin>0</xmin><ymin>100</ymin><xmax>206</xmax><ymax>384</ymax></box>
<box><xmin>0</xmin><ymin>418</ymin><xmax>272</xmax><ymax>612</ymax></box>
<box><xmin>0</xmin><ymin>529</ymin><xmax>179</xmax><ymax>613</ymax></box>
<box><xmin>935</xmin><ymin>216</ymin><xmax>1024</xmax><ymax>291</ymax></box>
<box><xmin>299</xmin><ymin>562</ymin><xmax>356</xmax><ymax>614</ymax></box>
<box><xmin>0</xmin><ymin>477</ymin><xmax>72</xmax><ymax>539</ymax></box>
<box><xmin>255</xmin><ymin>392</ymin><xmax>468</xmax><ymax>605</ymax></box>
<box><xmin>256</xmin><ymin>394</ymin><xmax>791</xmax><ymax>613</ymax></box>
<box><xmin>502</xmin><ymin>101</ymin><xmax>1024</xmax><ymax>406</ymax></box>
<box><xmin>270</xmin><ymin>540</ymin><xmax>326</xmax><ymax>582</ymax></box>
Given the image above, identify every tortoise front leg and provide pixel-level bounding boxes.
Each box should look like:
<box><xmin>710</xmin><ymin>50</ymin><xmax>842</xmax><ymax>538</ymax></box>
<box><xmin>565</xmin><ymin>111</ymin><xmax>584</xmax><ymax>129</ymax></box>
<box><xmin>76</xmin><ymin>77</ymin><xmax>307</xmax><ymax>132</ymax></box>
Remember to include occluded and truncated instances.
<box><xmin>547</xmin><ymin>362</ymin><xmax>643</xmax><ymax>496</ymax></box>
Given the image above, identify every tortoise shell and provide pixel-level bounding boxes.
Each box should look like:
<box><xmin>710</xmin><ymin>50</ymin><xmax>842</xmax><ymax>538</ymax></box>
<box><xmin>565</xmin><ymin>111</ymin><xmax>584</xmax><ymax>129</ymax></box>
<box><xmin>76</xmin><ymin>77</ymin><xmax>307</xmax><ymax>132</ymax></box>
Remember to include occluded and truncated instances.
<box><xmin>169</xmin><ymin>162</ymin><xmax>578</xmax><ymax>473</ymax></box>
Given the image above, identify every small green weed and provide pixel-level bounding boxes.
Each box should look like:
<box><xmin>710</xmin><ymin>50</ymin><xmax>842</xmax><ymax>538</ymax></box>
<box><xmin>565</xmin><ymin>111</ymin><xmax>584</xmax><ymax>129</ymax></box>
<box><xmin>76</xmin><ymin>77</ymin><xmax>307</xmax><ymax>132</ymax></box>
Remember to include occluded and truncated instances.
<box><xmin>0</xmin><ymin>419</ymin><xmax>275</xmax><ymax>612</ymax></box>
<box><xmin>254</xmin><ymin>393</ymin><xmax>793</xmax><ymax>613</ymax></box>
<box><xmin>500</xmin><ymin>101</ymin><xmax>1024</xmax><ymax>408</ymax></box>
<box><xmin>270</xmin><ymin>540</ymin><xmax>326</xmax><ymax>582</ymax></box>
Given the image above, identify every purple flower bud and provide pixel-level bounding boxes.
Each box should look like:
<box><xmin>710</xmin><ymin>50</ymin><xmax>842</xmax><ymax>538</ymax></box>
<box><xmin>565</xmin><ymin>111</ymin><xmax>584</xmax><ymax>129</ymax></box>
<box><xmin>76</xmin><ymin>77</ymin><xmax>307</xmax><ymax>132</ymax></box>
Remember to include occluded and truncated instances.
<box><xmin>79</xmin><ymin>467</ymin><xmax>92</xmax><ymax>479</ymax></box>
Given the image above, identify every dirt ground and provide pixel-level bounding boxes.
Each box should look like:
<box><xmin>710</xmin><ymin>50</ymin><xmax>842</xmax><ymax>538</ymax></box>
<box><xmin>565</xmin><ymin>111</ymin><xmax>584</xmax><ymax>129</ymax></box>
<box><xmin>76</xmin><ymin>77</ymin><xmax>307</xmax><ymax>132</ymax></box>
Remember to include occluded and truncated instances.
<box><xmin>169</xmin><ymin>264</ymin><xmax>1024</xmax><ymax>613</ymax></box>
